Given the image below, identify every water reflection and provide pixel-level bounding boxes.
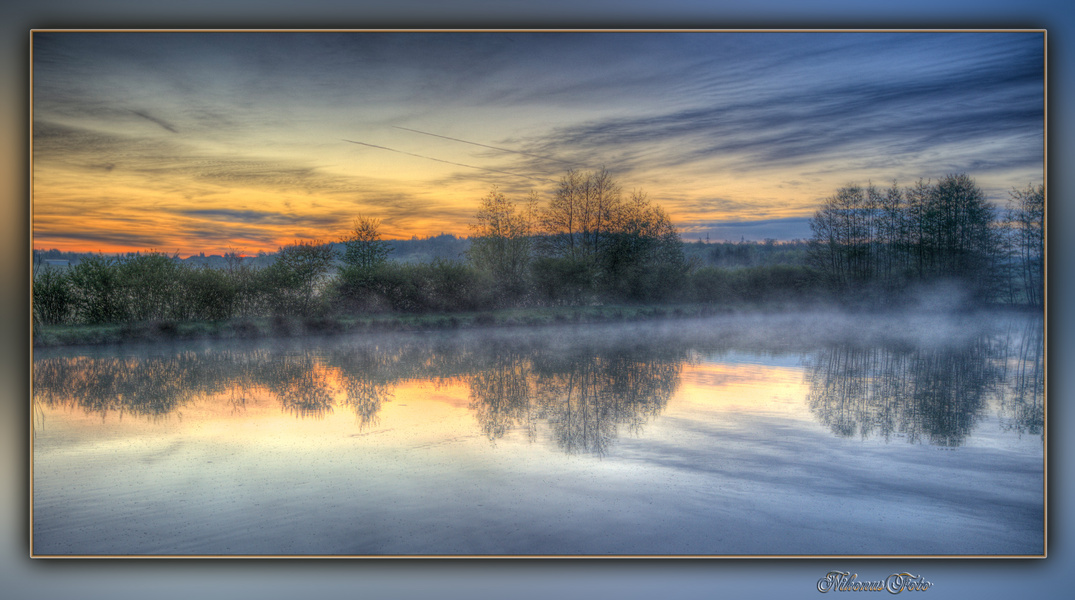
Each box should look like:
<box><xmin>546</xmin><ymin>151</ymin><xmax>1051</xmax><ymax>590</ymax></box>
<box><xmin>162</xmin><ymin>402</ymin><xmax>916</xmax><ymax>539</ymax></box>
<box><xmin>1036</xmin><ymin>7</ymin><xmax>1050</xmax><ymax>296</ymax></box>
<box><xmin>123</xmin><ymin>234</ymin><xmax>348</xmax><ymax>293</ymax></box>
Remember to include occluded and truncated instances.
<box><xmin>534</xmin><ymin>346</ymin><xmax>683</xmax><ymax>455</ymax></box>
<box><xmin>805</xmin><ymin>316</ymin><xmax>1044</xmax><ymax>446</ymax></box>
<box><xmin>465</xmin><ymin>341</ymin><xmax>685</xmax><ymax>455</ymax></box>
<box><xmin>805</xmin><ymin>342</ymin><xmax>995</xmax><ymax>446</ymax></box>
<box><xmin>33</xmin><ymin>354</ymin><xmax>199</xmax><ymax>421</ymax></box>
<box><xmin>996</xmin><ymin>318</ymin><xmax>1045</xmax><ymax>437</ymax></box>
<box><xmin>33</xmin><ymin>315</ymin><xmax>1044</xmax><ymax>452</ymax></box>
<box><xmin>263</xmin><ymin>354</ymin><xmax>336</xmax><ymax>419</ymax></box>
<box><xmin>468</xmin><ymin>346</ymin><xmax>537</xmax><ymax>443</ymax></box>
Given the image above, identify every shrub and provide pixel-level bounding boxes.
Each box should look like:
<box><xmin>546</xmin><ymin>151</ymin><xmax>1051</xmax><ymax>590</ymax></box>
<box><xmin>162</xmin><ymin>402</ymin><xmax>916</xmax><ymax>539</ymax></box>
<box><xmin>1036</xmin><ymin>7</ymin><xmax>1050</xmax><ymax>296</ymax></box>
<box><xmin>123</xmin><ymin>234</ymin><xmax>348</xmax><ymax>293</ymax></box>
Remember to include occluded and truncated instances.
<box><xmin>422</xmin><ymin>259</ymin><xmax>491</xmax><ymax>312</ymax></box>
<box><xmin>181</xmin><ymin>266</ymin><xmax>237</xmax><ymax>321</ymax></box>
<box><xmin>33</xmin><ymin>266</ymin><xmax>73</xmax><ymax>325</ymax></box>
<box><xmin>530</xmin><ymin>257</ymin><xmax>594</xmax><ymax>305</ymax></box>
<box><xmin>686</xmin><ymin>266</ymin><xmax>733</xmax><ymax>304</ymax></box>
<box><xmin>731</xmin><ymin>265</ymin><xmax>821</xmax><ymax>303</ymax></box>
<box><xmin>262</xmin><ymin>241</ymin><xmax>335</xmax><ymax>316</ymax></box>
<box><xmin>334</xmin><ymin>260</ymin><xmax>491</xmax><ymax>314</ymax></box>
<box><xmin>116</xmin><ymin>252</ymin><xmax>184</xmax><ymax>321</ymax></box>
<box><xmin>66</xmin><ymin>255</ymin><xmax>126</xmax><ymax>324</ymax></box>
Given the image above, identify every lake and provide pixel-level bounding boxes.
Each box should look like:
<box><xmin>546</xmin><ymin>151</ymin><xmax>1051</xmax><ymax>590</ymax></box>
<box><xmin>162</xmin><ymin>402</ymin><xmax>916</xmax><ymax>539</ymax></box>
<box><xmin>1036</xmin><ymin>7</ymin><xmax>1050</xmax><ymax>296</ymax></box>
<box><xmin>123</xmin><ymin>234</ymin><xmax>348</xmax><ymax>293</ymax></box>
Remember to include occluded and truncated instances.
<box><xmin>31</xmin><ymin>311</ymin><xmax>1044</xmax><ymax>556</ymax></box>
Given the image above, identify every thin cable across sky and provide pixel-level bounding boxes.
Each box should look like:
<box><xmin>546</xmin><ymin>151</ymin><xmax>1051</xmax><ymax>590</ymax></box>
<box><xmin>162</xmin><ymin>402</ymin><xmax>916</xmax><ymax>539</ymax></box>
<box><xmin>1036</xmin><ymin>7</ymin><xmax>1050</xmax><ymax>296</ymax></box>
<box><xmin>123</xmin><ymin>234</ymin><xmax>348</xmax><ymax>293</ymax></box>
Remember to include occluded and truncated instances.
<box><xmin>391</xmin><ymin>125</ymin><xmax>578</xmax><ymax>167</ymax></box>
<box><xmin>341</xmin><ymin>138</ymin><xmax>555</xmax><ymax>183</ymax></box>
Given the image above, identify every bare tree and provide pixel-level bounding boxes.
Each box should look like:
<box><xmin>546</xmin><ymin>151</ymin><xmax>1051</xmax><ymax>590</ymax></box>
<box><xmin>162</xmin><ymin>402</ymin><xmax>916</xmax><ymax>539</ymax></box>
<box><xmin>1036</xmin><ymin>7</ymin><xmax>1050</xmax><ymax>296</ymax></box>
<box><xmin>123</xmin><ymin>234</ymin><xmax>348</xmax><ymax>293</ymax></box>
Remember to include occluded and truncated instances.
<box><xmin>535</xmin><ymin>170</ymin><xmax>686</xmax><ymax>302</ymax></box>
<box><xmin>538</xmin><ymin>168</ymin><xmax>623</xmax><ymax>266</ymax></box>
<box><xmin>1004</xmin><ymin>183</ymin><xmax>1045</xmax><ymax>306</ymax></box>
<box><xmin>468</xmin><ymin>187</ymin><xmax>535</xmax><ymax>299</ymax></box>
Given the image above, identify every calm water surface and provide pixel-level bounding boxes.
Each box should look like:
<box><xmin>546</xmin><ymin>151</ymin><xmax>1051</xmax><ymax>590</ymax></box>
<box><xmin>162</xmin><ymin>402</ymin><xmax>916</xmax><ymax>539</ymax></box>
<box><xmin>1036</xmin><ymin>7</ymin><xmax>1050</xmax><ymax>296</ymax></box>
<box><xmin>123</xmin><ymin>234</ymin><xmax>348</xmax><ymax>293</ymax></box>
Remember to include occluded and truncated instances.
<box><xmin>32</xmin><ymin>312</ymin><xmax>1044</xmax><ymax>556</ymax></box>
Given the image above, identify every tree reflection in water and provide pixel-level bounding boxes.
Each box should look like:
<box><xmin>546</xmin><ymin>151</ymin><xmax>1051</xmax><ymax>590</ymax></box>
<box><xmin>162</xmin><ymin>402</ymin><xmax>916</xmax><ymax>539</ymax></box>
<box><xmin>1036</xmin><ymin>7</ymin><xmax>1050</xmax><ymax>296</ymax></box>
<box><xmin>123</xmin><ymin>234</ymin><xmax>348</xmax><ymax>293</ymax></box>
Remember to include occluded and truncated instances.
<box><xmin>531</xmin><ymin>346</ymin><xmax>684</xmax><ymax>456</ymax></box>
<box><xmin>466</xmin><ymin>340</ymin><xmax>685</xmax><ymax>455</ymax></box>
<box><xmin>32</xmin><ymin>354</ymin><xmax>199</xmax><ymax>421</ymax></box>
<box><xmin>467</xmin><ymin>345</ymin><xmax>536</xmax><ymax>444</ymax></box>
<box><xmin>996</xmin><ymin>317</ymin><xmax>1045</xmax><ymax>437</ymax></box>
<box><xmin>325</xmin><ymin>348</ymin><xmax>397</xmax><ymax>429</ymax></box>
<box><xmin>805</xmin><ymin>316</ymin><xmax>1044</xmax><ymax>446</ymax></box>
<box><xmin>259</xmin><ymin>354</ymin><xmax>336</xmax><ymax>420</ymax></box>
<box><xmin>32</xmin><ymin>315</ymin><xmax>1044</xmax><ymax>452</ymax></box>
<box><xmin>33</xmin><ymin>330</ymin><xmax>688</xmax><ymax>455</ymax></box>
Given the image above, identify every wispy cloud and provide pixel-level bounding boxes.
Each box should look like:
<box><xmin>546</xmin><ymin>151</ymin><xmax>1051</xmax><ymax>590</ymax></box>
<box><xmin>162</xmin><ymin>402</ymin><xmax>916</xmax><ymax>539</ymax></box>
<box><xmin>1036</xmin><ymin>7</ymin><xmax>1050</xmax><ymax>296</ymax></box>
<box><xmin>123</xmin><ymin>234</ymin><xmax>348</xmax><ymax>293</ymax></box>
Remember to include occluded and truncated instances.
<box><xmin>35</xmin><ymin>119</ymin><xmax>362</xmax><ymax>197</ymax></box>
<box><xmin>129</xmin><ymin>109</ymin><xmax>178</xmax><ymax>133</ymax></box>
<box><xmin>501</xmin><ymin>33</ymin><xmax>1042</xmax><ymax>182</ymax></box>
<box><xmin>32</xmin><ymin>229</ymin><xmax>171</xmax><ymax>250</ymax></box>
<box><xmin>176</xmin><ymin>208</ymin><xmax>341</xmax><ymax>228</ymax></box>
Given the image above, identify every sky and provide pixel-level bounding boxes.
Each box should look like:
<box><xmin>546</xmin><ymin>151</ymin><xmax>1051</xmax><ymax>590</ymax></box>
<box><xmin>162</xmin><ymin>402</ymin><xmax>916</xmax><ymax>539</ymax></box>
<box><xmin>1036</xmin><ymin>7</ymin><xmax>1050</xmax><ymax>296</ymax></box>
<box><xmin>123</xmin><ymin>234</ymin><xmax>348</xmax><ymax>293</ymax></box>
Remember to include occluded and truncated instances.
<box><xmin>31</xmin><ymin>31</ymin><xmax>1044</xmax><ymax>256</ymax></box>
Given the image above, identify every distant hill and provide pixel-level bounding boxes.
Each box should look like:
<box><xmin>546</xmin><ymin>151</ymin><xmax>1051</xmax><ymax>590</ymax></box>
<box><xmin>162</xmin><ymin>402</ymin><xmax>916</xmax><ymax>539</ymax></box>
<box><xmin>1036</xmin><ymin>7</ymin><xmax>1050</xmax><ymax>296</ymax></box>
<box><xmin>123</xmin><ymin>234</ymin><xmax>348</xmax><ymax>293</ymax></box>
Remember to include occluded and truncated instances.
<box><xmin>331</xmin><ymin>234</ymin><xmax>471</xmax><ymax>264</ymax></box>
<box><xmin>32</xmin><ymin>234</ymin><xmax>474</xmax><ymax>270</ymax></box>
<box><xmin>34</xmin><ymin>236</ymin><xmax>811</xmax><ymax>271</ymax></box>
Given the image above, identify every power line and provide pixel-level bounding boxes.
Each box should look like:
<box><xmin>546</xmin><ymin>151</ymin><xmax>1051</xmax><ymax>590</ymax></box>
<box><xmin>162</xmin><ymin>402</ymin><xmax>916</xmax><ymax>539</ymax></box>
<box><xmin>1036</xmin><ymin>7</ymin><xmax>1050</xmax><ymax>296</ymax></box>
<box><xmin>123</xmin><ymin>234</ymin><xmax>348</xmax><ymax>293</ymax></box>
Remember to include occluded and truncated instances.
<box><xmin>391</xmin><ymin>125</ymin><xmax>575</xmax><ymax>166</ymax></box>
<box><xmin>341</xmin><ymin>139</ymin><xmax>553</xmax><ymax>183</ymax></box>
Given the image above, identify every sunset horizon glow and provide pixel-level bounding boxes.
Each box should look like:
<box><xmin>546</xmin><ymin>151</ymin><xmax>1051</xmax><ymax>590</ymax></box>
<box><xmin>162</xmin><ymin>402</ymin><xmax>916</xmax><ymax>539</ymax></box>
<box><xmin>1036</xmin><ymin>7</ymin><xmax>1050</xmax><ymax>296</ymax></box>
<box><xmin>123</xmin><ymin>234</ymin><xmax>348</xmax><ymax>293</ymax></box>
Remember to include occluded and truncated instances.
<box><xmin>32</xmin><ymin>31</ymin><xmax>1044</xmax><ymax>258</ymax></box>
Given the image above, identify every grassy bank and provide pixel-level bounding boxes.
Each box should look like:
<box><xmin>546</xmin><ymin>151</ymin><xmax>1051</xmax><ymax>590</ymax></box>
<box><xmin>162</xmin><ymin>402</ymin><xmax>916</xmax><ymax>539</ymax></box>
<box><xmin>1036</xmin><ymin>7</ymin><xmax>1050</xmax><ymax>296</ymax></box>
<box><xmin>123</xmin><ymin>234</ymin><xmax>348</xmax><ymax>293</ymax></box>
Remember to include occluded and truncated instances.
<box><xmin>33</xmin><ymin>302</ymin><xmax>793</xmax><ymax>348</ymax></box>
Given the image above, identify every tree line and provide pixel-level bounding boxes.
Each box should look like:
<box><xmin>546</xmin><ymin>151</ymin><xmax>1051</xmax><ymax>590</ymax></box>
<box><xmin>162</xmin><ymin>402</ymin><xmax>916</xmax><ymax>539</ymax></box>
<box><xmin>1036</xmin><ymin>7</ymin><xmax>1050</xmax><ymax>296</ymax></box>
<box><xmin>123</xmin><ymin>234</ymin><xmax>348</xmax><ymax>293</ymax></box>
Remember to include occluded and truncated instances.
<box><xmin>32</xmin><ymin>169</ymin><xmax>1044</xmax><ymax>329</ymax></box>
<box><xmin>808</xmin><ymin>174</ymin><xmax>1043</xmax><ymax>306</ymax></box>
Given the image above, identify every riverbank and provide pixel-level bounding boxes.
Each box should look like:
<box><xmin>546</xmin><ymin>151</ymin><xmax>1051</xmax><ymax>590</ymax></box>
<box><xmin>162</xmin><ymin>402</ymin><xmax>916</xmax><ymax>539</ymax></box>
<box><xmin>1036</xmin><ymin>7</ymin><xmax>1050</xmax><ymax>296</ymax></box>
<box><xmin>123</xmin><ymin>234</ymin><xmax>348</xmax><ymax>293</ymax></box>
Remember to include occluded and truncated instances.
<box><xmin>32</xmin><ymin>298</ymin><xmax>1043</xmax><ymax>349</ymax></box>
<box><xmin>31</xmin><ymin>303</ymin><xmax>750</xmax><ymax>348</ymax></box>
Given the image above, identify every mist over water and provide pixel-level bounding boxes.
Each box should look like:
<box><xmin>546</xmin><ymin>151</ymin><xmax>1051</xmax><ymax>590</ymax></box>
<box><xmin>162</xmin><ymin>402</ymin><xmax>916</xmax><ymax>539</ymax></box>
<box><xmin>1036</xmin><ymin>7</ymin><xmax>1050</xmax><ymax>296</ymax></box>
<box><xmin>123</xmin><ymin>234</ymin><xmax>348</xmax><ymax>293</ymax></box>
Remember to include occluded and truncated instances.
<box><xmin>32</xmin><ymin>311</ymin><xmax>1044</xmax><ymax>555</ymax></box>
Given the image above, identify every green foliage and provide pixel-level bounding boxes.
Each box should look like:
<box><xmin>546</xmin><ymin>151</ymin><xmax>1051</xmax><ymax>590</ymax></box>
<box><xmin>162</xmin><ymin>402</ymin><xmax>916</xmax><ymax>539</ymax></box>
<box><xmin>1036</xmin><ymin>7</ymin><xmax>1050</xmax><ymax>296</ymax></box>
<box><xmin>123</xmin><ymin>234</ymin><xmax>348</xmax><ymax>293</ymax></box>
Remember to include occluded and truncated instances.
<box><xmin>685</xmin><ymin>264</ymin><xmax>823</xmax><ymax>305</ymax></box>
<box><xmin>685</xmin><ymin>266</ymin><xmax>733</xmax><ymax>304</ymax></box>
<box><xmin>335</xmin><ymin>260</ymin><xmax>492</xmax><ymax>314</ymax></box>
<box><xmin>420</xmin><ymin>259</ymin><xmax>492</xmax><ymax>312</ymax></box>
<box><xmin>264</xmin><ymin>241</ymin><xmax>335</xmax><ymax>316</ymax></box>
<box><xmin>223</xmin><ymin>256</ymin><xmax>270</xmax><ymax>318</ymax></box>
<box><xmin>528</xmin><ymin>172</ymin><xmax>690</xmax><ymax>304</ymax></box>
<box><xmin>66</xmin><ymin>255</ymin><xmax>127</xmax><ymax>325</ymax></box>
<box><xmin>180</xmin><ymin>266</ymin><xmax>237</xmax><ymax>321</ymax></box>
<box><xmin>333</xmin><ymin>264</ymin><xmax>377</xmax><ymax>312</ymax></box>
<box><xmin>116</xmin><ymin>252</ymin><xmax>183</xmax><ymax>321</ymax></box>
<box><xmin>33</xmin><ymin>266</ymin><xmax>73</xmax><ymax>325</ymax></box>
<box><xmin>730</xmin><ymin>265</ymin><xmax>823</xmax><ymax>303</ymax></box>
<box><xmin>598</xmin><ymin>191</ymin><xmax>688</xmax><ymax>302</ymax></box>
<box><xmin>360</xmin><ymin>263</ymin><xmax>424</xmax><ymax>313</ymax></box>
<box><xmin>341</xmin><ymin>217</ymin><xmax>392</xmax><ymax>272</ymax></box>
<box><xmin>530</xmin><ymin>257</ymin><xmax>595</xmax><ymax>305</ymax></box>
